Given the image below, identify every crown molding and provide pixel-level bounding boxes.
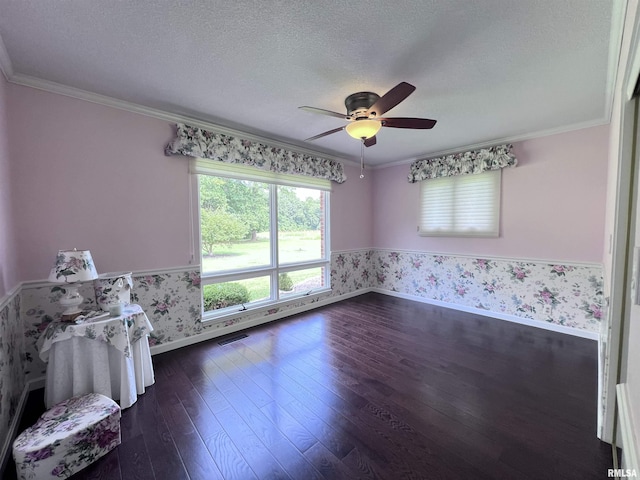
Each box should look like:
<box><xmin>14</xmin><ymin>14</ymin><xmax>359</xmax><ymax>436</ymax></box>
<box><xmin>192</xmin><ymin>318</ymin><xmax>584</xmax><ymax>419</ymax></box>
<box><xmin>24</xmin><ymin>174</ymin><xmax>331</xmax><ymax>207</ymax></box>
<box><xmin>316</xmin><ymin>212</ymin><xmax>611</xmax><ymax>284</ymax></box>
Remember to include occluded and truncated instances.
<box><xmin>371</xmin><ymin>117</ymin><xmax>611</xmax><ymax>170</ymax></box>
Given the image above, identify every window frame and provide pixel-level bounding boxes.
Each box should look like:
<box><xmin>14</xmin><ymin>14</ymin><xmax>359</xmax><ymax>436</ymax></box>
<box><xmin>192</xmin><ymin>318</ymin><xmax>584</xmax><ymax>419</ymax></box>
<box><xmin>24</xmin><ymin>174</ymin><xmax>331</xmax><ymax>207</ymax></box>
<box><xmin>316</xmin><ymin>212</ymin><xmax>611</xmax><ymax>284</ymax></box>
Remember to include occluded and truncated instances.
<box><xmin>191</xmin><ymin>161</ymin><xmax>331</xmax><ymax>321</ymax></box>
<box><xmin>418</xmin><ymin>169</ymin><xmax>501</xmax><ymax>238</ymax></box>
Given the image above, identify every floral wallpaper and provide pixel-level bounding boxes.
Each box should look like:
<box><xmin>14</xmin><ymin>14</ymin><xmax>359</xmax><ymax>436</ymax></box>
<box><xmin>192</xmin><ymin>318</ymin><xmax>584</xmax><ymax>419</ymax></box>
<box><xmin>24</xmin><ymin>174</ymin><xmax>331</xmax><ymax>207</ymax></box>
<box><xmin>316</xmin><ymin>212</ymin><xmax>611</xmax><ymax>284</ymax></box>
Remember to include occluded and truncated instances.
<box><xmin>130</xmin><ymin>271</ymin><xmax>203</xmax><ymax>347</ymax></box>
<box><xmin>408</xmin><ymin>144</ymin><xmax>517</xmax><ymax>183</ymax></box>
<box><xmin>330</xmin><ymin>250</ymin><xmax>373</xmax><ymax>296</ymax></box>
<box><xmin>0</xmin><ymin>290</ymin><xmax>24</xmax><ymax>451</ymax></box>
<box><xmin>370</xmin><ymin>250</ymin><xmax>603</xmax><ymax>332</ymax></box>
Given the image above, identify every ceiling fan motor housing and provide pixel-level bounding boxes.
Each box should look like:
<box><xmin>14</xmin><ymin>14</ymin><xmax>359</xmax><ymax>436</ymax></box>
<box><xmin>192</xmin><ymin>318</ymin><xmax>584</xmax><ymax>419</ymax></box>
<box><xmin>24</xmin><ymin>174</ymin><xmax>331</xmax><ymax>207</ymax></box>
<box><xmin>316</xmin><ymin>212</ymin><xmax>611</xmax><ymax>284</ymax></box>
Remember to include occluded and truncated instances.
<box><xmin>345</xmin><ymin>92</ymin><xmax>380</xmax><ymax>118</ymax></box>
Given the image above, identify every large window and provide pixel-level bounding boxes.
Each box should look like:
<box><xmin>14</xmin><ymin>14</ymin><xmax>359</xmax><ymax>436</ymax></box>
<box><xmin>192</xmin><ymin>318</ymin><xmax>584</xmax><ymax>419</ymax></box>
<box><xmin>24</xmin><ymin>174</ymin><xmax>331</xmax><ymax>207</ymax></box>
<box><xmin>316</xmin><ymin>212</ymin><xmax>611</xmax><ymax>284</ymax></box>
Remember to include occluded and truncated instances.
<box><xmin>193</xmin><ymin>161</ymin><xmax>330</xmax><ymax>318</ymax></box>
<box><xmin>418</xmin><ymin>170</ymin><xmax>501</xmax><ymax>237</ymax></box>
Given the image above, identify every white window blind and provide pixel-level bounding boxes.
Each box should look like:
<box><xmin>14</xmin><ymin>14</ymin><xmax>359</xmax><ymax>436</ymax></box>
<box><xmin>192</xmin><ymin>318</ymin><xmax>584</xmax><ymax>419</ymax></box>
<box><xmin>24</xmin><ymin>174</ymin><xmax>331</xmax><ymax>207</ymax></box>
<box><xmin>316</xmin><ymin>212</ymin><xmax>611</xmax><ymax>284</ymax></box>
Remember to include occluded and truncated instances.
<box><xmin>419</xmin><ymin>170</ymin><xmax>501</xmax><ymax>237</ymax></box>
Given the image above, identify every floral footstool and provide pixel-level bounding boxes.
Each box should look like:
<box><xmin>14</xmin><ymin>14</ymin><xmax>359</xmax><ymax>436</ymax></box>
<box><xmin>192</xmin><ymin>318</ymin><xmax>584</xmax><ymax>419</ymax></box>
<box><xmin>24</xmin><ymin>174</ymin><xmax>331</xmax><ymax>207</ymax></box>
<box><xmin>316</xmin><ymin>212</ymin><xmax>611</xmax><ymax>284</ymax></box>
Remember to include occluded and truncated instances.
<box><xmin>12</xmin><ymin>393</ymin><xmax>121</xmax><ymax>480</ymax></box>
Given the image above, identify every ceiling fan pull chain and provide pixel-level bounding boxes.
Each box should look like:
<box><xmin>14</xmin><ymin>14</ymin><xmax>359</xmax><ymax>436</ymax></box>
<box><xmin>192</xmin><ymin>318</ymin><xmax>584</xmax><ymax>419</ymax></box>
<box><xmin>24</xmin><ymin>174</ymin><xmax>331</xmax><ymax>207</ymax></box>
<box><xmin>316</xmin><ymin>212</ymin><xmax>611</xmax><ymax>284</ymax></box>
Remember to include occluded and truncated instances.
<box><xmin>360</xmin><ymin>140</ymin><xmax>365</xmax><ymax>179</ymax></box>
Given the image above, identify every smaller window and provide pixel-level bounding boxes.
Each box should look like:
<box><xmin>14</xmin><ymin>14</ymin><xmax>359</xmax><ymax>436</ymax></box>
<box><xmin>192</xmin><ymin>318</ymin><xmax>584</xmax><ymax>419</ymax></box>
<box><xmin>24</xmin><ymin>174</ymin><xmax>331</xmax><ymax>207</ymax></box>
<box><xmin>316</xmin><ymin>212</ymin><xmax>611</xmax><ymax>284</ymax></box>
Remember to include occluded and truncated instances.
<box><xmin>418</xmin><ymin>170</ymin><xmax>501</xmax><ymax>237</ymax></box>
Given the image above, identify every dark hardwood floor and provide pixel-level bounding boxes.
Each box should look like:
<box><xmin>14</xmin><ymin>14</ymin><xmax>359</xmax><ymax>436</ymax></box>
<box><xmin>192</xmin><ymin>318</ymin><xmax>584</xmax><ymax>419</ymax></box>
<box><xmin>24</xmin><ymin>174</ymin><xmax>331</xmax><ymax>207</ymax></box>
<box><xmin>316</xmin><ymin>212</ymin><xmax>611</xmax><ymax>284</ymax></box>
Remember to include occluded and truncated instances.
<box><xmin>6</xmin><ymin>293</ymin><xmax>613</xmax><ymax>479</ymax></box>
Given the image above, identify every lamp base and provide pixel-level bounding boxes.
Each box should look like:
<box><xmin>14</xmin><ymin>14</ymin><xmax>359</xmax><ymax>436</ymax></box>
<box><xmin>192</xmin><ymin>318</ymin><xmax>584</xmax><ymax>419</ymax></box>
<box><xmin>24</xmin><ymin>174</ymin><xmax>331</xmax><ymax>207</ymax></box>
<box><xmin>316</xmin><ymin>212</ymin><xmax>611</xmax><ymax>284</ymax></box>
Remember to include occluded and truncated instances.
<box><xmin>59</xmin><ymin>285</ymin><xmax>84</xmax><ymax>316</ymax></box>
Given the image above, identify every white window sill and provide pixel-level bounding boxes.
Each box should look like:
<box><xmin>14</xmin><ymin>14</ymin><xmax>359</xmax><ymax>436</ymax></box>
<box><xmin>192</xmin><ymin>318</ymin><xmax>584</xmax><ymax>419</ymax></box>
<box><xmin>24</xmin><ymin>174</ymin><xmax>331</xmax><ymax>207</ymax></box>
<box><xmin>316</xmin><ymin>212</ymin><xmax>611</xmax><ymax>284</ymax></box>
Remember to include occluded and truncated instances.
<box><xmin>200</xmin><ymin>287</ymin><xmax>332</xmax><ymax>324</ymax></box>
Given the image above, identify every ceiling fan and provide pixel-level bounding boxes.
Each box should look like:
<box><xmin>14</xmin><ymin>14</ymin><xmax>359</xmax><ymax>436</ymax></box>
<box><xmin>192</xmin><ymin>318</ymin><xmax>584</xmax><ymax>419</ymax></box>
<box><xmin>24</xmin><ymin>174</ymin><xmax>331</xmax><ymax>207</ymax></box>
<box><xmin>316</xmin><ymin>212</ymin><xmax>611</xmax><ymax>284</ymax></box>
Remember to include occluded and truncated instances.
<box><xmin>299</xmin><ymin>82</ymin><xmax>437</xmax><ymax>148</ymax></box>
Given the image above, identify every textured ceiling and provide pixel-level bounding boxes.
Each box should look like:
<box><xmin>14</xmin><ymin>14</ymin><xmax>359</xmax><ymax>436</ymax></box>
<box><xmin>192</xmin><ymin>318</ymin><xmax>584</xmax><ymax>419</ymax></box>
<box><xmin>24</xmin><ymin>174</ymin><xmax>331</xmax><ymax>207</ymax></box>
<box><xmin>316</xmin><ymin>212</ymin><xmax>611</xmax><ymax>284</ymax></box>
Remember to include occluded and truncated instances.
<box><xmin>0</xmin><ymin>0</ymin><xmax>624</xmax><ymax>166</ymax></box>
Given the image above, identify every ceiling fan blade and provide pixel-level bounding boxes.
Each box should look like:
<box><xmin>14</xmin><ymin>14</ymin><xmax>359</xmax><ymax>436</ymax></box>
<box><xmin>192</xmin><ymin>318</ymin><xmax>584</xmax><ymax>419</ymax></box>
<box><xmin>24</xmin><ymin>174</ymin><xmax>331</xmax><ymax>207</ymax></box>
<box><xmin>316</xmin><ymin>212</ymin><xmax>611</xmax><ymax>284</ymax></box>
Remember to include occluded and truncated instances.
<box><xmin>364</xmin><ymin>136</ymin><xmax>376</xmax><ymax>147</ymax></box>
<box><xmin>380</xmin><ymin>117</ymin><xmax>437</xmax><ymax>129</ymax></box>
<box><xmin>305</xmin><ymin>126</ymin><xmax>345</xmax><ymax>141</ymax></box>
<box><xmin>299</xmin><ymin>106</ymin><xmax>349</xmax><ymax>120</ymax></box>
<box><xmin>368</xmin><ymin>82</ymin><xmax>416</xmax><ymax>117</ymax></box>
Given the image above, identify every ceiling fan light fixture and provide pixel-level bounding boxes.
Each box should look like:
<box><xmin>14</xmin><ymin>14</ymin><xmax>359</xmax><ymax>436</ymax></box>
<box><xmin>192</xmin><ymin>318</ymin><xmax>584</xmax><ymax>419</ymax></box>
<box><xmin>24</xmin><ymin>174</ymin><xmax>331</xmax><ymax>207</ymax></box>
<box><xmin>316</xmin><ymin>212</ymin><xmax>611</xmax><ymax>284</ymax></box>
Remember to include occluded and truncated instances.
<box><xmin>345</xmin><ymin>119</ymin><xmax>382</xmax><ymax>140</ymax></box>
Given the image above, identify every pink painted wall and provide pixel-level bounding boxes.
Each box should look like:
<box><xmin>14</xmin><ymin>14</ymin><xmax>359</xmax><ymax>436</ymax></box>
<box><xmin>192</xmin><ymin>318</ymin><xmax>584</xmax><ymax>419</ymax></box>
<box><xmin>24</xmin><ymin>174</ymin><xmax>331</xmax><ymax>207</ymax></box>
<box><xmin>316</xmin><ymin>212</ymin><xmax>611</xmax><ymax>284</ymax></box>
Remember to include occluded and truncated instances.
<box><xmin>372</xmin><ymin>125</ymin><xmax>609</xmax><ymax>263</ymax></box>
<box><xmin>330</xmin><ymin>163</ymin><xmax>373</xmax><ymax>251</ymax></box>
<box><xmin>0</xmin><ymin>74</ymin><xmax>18</xmax><ymax>297</ymax></box>
<box><xmin>9</xmin><ymin>85</ymin><xmax>193</xmax><ymax>280</ymax></box>
<box><xmin>8</xmin><ymin>86</ymin><xmax>373</xmax><ymax>281</ymax></box>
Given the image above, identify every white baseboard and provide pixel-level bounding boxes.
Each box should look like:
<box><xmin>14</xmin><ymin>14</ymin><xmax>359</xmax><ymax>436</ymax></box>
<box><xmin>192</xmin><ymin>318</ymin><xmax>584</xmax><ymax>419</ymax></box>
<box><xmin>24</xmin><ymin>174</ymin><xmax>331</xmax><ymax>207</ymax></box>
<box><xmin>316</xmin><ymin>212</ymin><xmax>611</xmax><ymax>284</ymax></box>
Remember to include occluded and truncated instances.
<box><xmin>371</xmin><ymin>288</ymin><xmax>599</xmax><ymax>340</ymax></box>
<box><xmin>617</xmin><ymin>383</ymin><xmax>640</xmax><ymax>471</ymax></box>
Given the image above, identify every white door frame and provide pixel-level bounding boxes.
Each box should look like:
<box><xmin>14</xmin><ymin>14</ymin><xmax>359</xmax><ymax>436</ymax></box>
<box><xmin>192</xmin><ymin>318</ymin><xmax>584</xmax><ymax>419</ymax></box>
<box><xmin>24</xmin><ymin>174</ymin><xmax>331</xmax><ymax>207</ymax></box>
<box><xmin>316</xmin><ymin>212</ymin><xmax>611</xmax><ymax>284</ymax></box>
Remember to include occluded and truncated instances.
<box><xmin>601</xmin><ymin>0</ymin><xmax>640</xmax><ymax>443</ymax></box>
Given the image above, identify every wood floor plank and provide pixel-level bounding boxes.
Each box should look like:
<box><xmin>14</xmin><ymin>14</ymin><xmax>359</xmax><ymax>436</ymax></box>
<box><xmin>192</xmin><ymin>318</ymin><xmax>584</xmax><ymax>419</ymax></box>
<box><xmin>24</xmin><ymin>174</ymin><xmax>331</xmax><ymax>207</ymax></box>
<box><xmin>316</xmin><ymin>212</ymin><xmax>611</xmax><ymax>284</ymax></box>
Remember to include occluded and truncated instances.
<box><xmin>303</xmin><ymin>441</ymin><xmax>360</xmax><ymax>480</ymax></box>
<box><xmin>156</xmin><ymin>390</ymin><xmax>225</xmax><ymax>480</ymax></box>
<box><xmin>281</xmin><ymin>398</ymin><xmax>356</xmax><ymax>460</ymax></box>
<box><xmin>204</xmin><ymin>426</ymin><xmax>259</xmax><ymax>480</ymax></box>
<box><xmin>177</xmin><ymin>385</ymin><xmax>231</xmax><ymax>445</ymax></box>
<box><xmin>136</xmin><ymin>390</ymin><xmax>190</xmax><ymax>480</ymax></box>
<box><xmin>341</xmin><ymin>446</ymin><xmax>391</xmax><ymax>480</ymax></box>
<box><xmin>214</xmin><ymin>404</ymin><xmax>292</xmax><ymax>480</ymax></box>
<box><xmin>116</xmin><ymin>434</ymin><xmax>155</xmax><ymax>480</ymax></box>
<box><xmin>76</xmin><ymin>448</ymin><xmax>123</xmax><ymax>480</ymax></box>
<box><xmin>259</xmin><ymin>401</ymin><xmax>319</xmax><ymax>453</ymax></box>
<box><xmin>207</xmin><ymin>346</ymin><xmax>276</xmax><ymax>408</ymax></box>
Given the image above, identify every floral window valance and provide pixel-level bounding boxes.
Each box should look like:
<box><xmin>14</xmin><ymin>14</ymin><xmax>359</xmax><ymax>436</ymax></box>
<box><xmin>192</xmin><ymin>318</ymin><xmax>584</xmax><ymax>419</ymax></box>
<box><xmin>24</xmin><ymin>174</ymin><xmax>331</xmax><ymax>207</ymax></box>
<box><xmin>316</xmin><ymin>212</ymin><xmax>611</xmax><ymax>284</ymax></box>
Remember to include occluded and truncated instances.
<box><xmin>165</xmin><ymin>123</ymin><xmax>346</xmax><ymax>183</ymax></box>
<box><xmin>407</xmin><ymin>144</ymin><xmax>517</xmax><ymax>183</ymax></box>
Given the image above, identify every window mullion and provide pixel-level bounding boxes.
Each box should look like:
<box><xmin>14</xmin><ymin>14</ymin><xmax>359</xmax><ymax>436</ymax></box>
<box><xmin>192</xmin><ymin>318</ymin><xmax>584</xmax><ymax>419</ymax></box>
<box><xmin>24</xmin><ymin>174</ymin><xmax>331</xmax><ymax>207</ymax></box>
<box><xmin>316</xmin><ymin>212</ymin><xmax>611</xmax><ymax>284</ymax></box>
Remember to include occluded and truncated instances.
<box><xmin>270</xmin><ymin>184</ymin><xmax>279</xmax><ymax>300</ymax></box>
<box><xmin>323</xmin><ymin>191</ymin><xmax>331</xmax><ymax>286</ymax></box>
<box><xmin>201</xmin><ymin>266</ymin><xmax>277</xmax><ymax>283</ymax></box>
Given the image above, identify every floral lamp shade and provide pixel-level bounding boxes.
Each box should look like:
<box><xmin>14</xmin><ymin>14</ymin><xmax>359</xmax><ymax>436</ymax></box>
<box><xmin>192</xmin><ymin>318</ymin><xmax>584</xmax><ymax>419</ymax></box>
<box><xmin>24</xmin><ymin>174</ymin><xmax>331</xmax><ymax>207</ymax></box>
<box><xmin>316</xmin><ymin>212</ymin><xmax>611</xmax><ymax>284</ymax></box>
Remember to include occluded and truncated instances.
<box><xmin>48</xmin><ymin>249</ymin><xmax>99</xmax><ymax>317</ymax></box>
<box><xmin>48</xmin><ymin>249</ymin><xmax>99</xmax><ymax>283</ymax></box>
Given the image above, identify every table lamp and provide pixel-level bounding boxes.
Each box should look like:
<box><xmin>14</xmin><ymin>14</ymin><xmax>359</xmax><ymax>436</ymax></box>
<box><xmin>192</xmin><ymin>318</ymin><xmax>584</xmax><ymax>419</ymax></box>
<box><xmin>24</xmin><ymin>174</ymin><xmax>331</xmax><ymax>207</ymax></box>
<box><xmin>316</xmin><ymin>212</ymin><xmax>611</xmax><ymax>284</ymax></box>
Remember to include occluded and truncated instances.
<box><xmin>48</xmin><ymin>249</ymin><xmax>99</xmax><ymax>317</ymax></box>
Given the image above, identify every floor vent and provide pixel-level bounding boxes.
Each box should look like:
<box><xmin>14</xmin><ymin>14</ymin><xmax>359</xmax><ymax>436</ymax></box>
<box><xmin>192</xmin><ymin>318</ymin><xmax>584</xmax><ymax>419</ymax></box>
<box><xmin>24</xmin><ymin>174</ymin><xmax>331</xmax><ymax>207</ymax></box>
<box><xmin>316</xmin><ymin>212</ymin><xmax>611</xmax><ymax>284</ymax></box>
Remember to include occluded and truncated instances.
<box><xmin>218</xmin><ymin>333</ymin><xmax>248</xmax><ymax>346</ymax></box>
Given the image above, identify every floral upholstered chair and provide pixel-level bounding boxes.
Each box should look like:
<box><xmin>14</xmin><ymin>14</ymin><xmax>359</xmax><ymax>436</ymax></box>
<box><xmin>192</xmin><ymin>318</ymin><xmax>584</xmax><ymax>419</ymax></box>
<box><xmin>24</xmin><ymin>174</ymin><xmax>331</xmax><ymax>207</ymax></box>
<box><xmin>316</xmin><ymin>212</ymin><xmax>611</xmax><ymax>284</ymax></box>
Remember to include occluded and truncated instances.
<box><xmin>12</xmin><ymin>393</ymin><xmax>121</xmax><ymax>479</ymax></box>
